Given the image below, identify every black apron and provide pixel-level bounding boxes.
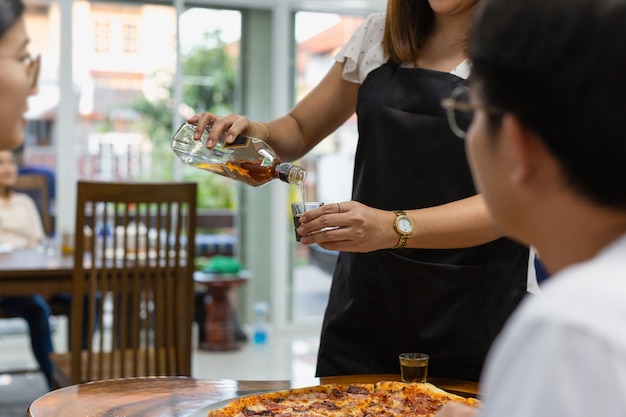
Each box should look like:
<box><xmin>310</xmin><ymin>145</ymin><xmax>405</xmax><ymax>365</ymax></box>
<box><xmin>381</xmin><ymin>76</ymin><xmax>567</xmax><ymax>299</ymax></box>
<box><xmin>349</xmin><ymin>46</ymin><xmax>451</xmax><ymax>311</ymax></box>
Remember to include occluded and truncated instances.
<box><xmin>315</xmin><ymin>61</ymin><xmax>529</xmax><ymax>382</ymax></box>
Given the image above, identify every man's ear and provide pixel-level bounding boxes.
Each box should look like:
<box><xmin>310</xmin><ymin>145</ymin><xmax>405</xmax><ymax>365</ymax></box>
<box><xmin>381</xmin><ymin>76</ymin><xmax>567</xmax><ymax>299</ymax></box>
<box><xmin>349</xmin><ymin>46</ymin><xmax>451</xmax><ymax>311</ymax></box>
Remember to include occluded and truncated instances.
<box><xmin>500</xmin><ymin>114</ymin><xmax>544</xmax><ymax>185</ymax></box>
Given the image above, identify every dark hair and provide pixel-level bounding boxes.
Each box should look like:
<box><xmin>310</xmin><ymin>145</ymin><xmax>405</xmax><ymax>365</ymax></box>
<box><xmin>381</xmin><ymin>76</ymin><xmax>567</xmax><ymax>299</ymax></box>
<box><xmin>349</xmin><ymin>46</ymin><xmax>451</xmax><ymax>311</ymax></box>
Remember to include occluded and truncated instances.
<box><xmin>383</xmin><ymin>0</ymin><xmax>434</xmax><ymax>64</ymax></box>
<box><xmin>469</xmin><ymin>0</ymin><xmax>626</xmax><ymax>210</ymax></box>
<box><xmin>0</xmin><ymin>0</ymin><xmax>25</xmax><ymax>38</ymax></box>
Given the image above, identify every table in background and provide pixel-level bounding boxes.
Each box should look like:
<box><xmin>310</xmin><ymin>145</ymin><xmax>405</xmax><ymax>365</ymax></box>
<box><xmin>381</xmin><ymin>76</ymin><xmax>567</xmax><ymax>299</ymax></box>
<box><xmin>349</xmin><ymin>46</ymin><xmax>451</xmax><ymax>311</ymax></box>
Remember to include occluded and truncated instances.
<box><xmin>0</xmin><ymin>248</ymin><xmax>73</xmax><ymax>296</ymax></box>
<box><xmin>194</xmin><ymin>271</ymin><xmax>249</xmax><ymax>351</ymax></box>
<box><xmin>28</xmin><ymin>375</ymin><xmax>479</xmax><ymax>417</ymax></box>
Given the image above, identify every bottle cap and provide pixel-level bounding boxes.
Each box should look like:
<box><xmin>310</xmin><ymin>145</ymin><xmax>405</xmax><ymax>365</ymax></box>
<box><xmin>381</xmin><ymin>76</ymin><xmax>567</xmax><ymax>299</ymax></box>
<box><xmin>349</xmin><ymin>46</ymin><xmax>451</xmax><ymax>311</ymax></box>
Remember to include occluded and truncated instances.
<box><xmin>276</xmin><ymin>163</ymin><xmax>306</xmax><ymax>185</ymax></box>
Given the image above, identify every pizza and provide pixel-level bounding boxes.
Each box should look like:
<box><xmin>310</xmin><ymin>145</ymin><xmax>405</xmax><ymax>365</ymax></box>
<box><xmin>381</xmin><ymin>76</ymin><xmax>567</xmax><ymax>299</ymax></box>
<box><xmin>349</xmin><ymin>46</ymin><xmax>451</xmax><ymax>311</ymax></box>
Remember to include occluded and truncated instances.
<box><xmin>207</xmin><ymin>381</ymin><xmax>480</xmax><ymax>417</ymax></box>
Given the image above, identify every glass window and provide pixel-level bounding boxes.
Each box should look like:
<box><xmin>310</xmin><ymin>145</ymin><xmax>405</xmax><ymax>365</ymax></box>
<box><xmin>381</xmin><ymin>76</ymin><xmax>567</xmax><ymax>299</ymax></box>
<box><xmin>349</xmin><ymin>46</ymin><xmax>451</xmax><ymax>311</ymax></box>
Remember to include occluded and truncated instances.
<box><xmin>23</xmin><ymin>2</ymin><xmax>241</xmax><ymax>210</ymax></box>
<box><xmin>295</xmin><ymin>12</ymin><xmax>363</xmax><ymax>205</ymax></box>
<box><xmin>122</xmin><ymin>23</ymin><xmax>138</xmax><ymax>54</ymax></box>
<box><xmin>22</xmin><ymin>2</ymin><xmax>57</xmax><ymax>170</ymax></box>
<box><xmin>178</xmin><ymin>8</ymin><xmax>242</xmax><ymax>210</ymax></box>
<box><xmin>291</xmin><ymin>12</ymin><xmax>364</xmax><ymax>324</ymax></box>
<box><xmin>94</xmin><ymin>21</ymin><xmax>110</xmax><ymax>54</ymax></box>
<box><xmin>21</xmin><ymin>0</ymin><xmax>382</xmax><ymax>330</ymax></box>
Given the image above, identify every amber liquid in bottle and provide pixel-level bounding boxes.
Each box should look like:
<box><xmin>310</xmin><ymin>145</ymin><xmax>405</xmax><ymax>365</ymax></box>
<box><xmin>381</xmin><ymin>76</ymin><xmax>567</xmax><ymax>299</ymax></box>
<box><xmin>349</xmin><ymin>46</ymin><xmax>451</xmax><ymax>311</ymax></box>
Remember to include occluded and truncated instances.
<box><xmin>171</xmin><ymin>122</ymin><xmax>306</xmax><ymax>188</ymax></box>
<box><xmin>195</xmin><ymin>160</ymin><xmax>281</xmax><ymax>188</ymax></box>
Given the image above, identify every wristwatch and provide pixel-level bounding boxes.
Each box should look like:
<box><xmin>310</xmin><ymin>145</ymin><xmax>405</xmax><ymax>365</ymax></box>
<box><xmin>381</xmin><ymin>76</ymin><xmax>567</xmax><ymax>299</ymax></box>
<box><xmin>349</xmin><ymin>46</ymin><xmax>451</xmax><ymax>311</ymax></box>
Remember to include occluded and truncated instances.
<box><xmin>393</xmin><ymin>210</ymin><xmax>414</xmax><ymax>249</ymax></box>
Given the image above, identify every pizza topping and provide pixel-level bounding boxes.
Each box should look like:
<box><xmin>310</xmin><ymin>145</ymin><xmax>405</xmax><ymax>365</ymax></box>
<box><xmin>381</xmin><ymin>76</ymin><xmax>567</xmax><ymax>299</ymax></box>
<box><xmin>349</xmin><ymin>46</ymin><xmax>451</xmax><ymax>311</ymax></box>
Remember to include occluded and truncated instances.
<box><xmin>330</xmin><ymin>388</ymin><xmax>344</xmax><ymax>398</ymax></box>
<box><xmin>208</xmin><ymin>381</ymin><xmax>480</xmax><ymax>417</ymax></box>
<box><xmin>243</xmin><ymin>408</ymin><xmax>274</xmax><ymax>416</ymax></box>
<box><xmin>312</xmin><ymin>401</ymin><xmax>340</xmax><ymax>410</ymax></box>
<box><xmin>346</xmin><ymin>386</ymin><xmax>370</xmax><ymax>396</ymax></box>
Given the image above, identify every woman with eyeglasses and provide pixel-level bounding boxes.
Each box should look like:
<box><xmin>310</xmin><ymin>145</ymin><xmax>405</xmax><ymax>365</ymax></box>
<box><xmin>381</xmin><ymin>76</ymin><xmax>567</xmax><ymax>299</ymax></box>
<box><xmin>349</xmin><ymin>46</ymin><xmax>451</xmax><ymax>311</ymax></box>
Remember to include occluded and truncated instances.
<box><xmin>0</xmin><ymin>0</ymin><xmax>54</xmax><ymax>391</ymax></box>
<box><xmin>0</xmin><ymin>0</ymin><xmax>40</xmax><ymax>148</ymax></box>
<box><xmin>190</xmin><ymin>0</ymin><xmax>529</xmax><ymax>382</ymax></box>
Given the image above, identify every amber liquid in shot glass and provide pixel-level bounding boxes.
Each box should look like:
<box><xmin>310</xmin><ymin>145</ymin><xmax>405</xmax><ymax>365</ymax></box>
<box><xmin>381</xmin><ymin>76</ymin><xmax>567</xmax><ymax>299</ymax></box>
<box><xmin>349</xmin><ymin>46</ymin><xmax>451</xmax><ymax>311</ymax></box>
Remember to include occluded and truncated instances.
<box><xmin>399</xmin><ymin>353</ymin><xmax>429</xmax><ymax>383</ymax></box>
<box><xmin>293</xmin><ymin>214</ymin><xmax>304</xmax><ymax>242</ymax></box>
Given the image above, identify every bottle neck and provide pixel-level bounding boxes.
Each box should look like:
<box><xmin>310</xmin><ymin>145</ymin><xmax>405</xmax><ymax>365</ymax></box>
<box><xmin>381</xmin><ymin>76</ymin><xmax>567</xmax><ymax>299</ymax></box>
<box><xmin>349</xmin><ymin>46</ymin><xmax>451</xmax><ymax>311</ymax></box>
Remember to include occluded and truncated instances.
<box><xmin>274</xmin><ymin>163</ymin><xmax>306</xmax><ymax>185</ymax></box>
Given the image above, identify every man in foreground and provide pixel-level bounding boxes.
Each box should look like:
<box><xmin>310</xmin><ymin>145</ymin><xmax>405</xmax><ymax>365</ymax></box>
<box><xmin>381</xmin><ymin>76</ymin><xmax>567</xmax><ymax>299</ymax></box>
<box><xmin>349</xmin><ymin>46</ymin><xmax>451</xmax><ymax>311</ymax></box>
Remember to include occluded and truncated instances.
<box><xmin>436</xmin><ymin>0</ymin><xmax>626</xmax><ymax>415</ymax></box>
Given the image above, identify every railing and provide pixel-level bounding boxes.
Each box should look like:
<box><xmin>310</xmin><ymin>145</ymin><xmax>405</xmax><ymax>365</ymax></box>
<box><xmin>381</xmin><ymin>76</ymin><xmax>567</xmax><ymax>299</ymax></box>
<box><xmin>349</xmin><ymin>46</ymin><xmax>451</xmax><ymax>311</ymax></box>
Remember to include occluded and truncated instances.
<box><xmin>195</xmin><ymin>210</ymin><xmax>236</xmax><ymax>258</ymax></box>
<box><xmin>195</xmin><ymin>210</ymin><xmax>235</xmax><ymax>230</ymax></box>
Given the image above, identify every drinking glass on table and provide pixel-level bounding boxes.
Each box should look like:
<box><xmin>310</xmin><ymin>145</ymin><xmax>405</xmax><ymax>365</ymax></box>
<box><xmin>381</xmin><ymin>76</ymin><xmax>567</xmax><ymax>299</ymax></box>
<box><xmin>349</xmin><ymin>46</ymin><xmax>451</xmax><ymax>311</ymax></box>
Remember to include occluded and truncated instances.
<box><xmin>399</xmin><ymin>353</ymin><xmax>429</xmax><ymax>383</ymax></box>
<box><xmin>37</xmin><ymin>236</ymin><xmax>56</xmax><ymax>256</ymax></box>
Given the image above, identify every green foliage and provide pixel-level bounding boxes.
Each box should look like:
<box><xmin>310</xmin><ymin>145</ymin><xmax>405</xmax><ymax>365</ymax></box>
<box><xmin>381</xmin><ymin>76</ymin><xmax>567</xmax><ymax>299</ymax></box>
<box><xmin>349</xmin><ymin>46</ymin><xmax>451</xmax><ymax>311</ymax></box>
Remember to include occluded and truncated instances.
<box><xmin>183</xmin><ymin>166</ymin><xmax>237</xmax><ymax>209</ymax></box>
<box><xmin>183</xmin><ymin>30</ymin><xmax>237</xmax><ymax>114</ymax></box>
<box><xmin>133</xmin><ymin>98</ymin><xmax>173</xmax><ymax>144</ymax></box>
<box><xmin>129</xmin><ymin>28</ymin><xmax>238</xmax><ymax>209</ymax></box>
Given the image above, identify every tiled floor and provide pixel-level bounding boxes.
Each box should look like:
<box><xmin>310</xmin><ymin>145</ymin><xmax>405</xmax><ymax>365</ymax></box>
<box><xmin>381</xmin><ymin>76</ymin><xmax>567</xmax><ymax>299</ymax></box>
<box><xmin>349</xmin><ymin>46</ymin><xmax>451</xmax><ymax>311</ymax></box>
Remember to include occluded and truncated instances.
<box><xmin>0</xmin><ymin>263</ymin><xmax>331</xmax><ymax>416</ymax></box>
<box><xmin>195</xmin><ymin>263</ymin><xmax>329</xmax><ymax>381</ymax></box>
<box><xmin>193</xmin><ymin>324</ymin><xmax>322</xmax><ymax>381</ymax></box>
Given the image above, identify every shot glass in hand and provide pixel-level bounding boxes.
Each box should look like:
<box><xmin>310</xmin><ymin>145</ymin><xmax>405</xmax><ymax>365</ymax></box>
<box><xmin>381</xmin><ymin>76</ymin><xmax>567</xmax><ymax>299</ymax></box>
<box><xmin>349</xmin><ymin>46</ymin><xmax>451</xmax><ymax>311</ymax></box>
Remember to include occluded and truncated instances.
<box><xmin>399</xmin><ymin>353</ymin><xmax>429</xmax><ymax>383</ymax></box>
<box><xmin>291</xmin><ymin>202</ymin><xmax>324</xmax><ymax>242</ymax></box>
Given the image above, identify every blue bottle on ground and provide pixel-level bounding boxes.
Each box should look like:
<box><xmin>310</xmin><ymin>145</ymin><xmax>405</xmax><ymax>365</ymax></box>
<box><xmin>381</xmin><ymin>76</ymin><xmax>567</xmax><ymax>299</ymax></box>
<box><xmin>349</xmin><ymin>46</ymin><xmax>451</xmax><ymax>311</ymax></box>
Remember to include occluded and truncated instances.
<box><xmin>253</xmin><ymin>301</ymin><xmax>269</xmax><ymax>345</ymax></box>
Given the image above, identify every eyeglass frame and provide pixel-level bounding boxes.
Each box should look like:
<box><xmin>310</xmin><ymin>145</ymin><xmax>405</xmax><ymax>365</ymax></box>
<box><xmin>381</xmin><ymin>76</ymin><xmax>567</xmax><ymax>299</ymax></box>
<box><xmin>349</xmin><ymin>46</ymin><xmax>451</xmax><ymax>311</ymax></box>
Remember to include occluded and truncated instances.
<box><xmin>0</xmin><ymin>53</ymin><xmax>41</xmax><ymax>89</ymax></box>
<box><xmin>441</xmin><ymin>86</ymin><xmax>504</xmax><ymax>139</ymax></box>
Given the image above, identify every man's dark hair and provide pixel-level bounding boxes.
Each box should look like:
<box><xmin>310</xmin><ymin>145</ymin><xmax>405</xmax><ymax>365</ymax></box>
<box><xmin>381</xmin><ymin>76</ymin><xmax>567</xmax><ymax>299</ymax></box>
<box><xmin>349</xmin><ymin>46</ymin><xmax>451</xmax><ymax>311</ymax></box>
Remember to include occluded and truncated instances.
<box><xmin>0</xmin><ymin>0</ymin><xmax>25</xmax><ymax>38</ymax></box>
<box><xmin>468</xmin><ymin>0</ymin><xmax>626</xmax><ymax>209</ymax></box>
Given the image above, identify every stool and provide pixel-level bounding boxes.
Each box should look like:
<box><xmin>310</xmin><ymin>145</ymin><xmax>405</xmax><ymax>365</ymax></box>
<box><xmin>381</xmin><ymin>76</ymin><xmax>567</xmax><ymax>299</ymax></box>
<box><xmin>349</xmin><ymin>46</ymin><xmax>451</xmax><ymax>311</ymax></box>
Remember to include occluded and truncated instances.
<box><xmin>194</xmin><ymin>271</ymin><xmax>249</xmax><ymax>351</ymax></box>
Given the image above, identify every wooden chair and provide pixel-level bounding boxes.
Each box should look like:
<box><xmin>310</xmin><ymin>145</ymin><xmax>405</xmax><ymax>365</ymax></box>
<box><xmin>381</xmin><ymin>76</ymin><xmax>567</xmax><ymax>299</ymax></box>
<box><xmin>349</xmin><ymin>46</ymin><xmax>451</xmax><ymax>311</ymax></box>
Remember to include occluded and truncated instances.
<box><xmin>14</xmin><ymin>173</ymin><xmax>53</xmax><ymax>237</ymax></box>
<box><xmin>50</xmin><ymin>181</ymin><xmax>197</xmax><ymax>387</ymax></box>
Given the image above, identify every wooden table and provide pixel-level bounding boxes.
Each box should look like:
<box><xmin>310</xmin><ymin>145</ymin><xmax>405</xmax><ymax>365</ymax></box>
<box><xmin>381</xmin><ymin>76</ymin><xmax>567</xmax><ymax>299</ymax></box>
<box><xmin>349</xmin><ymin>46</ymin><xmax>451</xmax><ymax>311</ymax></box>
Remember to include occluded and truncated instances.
<box><xmin>0</xmin><ymin>248</ymin><xmax>73</xmax><ymax>296</ymax></box>
<box><xmin>27</xmin><ymin>375</ymin><xmax>479</xmax><ymax>417</ymax></box>
<box><xmin>0</xmin><ymin>248</ymin><xmax>186</xmax><ymax>296</ymax></box>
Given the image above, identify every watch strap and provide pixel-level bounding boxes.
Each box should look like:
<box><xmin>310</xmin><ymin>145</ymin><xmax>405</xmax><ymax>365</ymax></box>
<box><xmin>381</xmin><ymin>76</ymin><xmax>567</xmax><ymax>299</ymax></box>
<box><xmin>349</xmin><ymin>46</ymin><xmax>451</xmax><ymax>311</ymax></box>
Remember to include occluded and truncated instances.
<box><xmin>396</xmin><ymin>235</ymin><xmax>410</xmax><ymax>249</ymax></box>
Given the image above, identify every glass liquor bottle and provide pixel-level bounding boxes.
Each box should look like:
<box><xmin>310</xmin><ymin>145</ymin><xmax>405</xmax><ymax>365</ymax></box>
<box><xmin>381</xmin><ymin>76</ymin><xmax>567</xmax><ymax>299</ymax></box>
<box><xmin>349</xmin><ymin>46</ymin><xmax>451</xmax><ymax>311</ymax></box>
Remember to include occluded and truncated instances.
<box><xmin>171</xmin><ymin>122</ymin><xmax>306</xmax><ymax>187</ymax></box>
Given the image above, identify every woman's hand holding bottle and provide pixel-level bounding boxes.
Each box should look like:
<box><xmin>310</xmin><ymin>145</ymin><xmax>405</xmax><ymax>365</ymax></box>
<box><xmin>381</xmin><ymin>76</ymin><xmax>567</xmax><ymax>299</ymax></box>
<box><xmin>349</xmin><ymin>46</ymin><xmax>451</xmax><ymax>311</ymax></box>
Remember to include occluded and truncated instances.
<box><xmin>188</xmin><ymin>112</ymin><xmax>267</xmax><ymax>148</ymax></box>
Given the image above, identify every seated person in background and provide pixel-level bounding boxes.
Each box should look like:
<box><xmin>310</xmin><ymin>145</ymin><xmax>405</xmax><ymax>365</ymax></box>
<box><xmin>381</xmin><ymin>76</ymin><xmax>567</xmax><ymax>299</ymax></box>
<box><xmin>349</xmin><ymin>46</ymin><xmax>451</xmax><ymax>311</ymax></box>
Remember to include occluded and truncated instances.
<box><xmin>436</xmin><ymin>0</ymin><xmax>626</xmax><ymax>415</ymax></box>
<box><xmin>13</xmin><ymin>143</ymin><xmax>55</xmax><ymax>218</ymax></box>
<box><xmin>0</xmin><ymin>149</ymin><xmax>54</xmax><ymax>391</ymax></box>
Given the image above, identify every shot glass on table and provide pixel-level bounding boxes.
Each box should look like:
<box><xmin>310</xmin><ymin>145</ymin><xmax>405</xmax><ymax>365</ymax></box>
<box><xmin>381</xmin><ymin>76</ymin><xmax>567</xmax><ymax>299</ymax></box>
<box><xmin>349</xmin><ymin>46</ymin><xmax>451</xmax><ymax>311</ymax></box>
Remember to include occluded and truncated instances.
<box><xmin>399</xmin><ymin>353</ymin><xmax>429</xmax><ymax>383</ymax></box>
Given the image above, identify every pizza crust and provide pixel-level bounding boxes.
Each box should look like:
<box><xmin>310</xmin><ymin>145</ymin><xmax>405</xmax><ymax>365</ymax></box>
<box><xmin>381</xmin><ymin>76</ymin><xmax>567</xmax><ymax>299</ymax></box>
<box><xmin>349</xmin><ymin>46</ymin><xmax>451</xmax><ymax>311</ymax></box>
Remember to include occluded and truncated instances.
<box><xmin>375</xmin><ymin>380</ymin><xmax>481</xmax><ymax>406</ymax></box>
<box><xmin>207</xmin><ymin>381</ymin><xmax>480</xmax><ymax>417</ymax></box>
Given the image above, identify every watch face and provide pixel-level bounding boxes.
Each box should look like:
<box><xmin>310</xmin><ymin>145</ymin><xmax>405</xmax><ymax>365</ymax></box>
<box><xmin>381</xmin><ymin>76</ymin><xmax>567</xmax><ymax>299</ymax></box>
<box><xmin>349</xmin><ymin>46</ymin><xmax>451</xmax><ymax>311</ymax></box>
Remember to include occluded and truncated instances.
<box><xmin>397</xmin><ymin>217</ymin><xmax>412</xmax><ymax>234</ymax></box>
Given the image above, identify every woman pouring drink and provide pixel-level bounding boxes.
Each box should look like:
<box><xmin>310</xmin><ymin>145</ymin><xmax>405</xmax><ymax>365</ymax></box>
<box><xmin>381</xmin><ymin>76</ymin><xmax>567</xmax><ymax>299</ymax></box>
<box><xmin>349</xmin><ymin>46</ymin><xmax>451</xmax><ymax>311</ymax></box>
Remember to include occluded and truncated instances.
<box><xmin>189</xmin><ymin>0</ymin><xmax>529</xmax><ymax>382</ymax></box>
